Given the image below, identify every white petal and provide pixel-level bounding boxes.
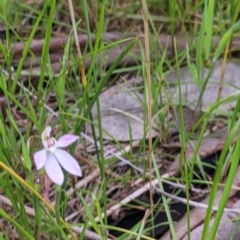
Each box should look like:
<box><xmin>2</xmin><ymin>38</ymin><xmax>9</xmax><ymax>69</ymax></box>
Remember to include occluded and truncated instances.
<box><xmin>41</xmin><ymin>126</ymin><xmax>52</xmax><ymax>140</ymax></box>
<box><xmin>44</xmin><ymin>153</ymin><xmax>64</xmax><ymax>185</ymax></box>
<box><xmin>33</xmin><ymin>149</ymin><xmax>47</xmax><ymax>170</ymax></box>
<box><xmin>56</xmin><ymin>134</ymin><xmax>79</xmax><ymax>148</ymax></box>
<box><xmin>54</xmin><ymin>149</ymin><xmax>82</xmax><ymax>177</ymax></box>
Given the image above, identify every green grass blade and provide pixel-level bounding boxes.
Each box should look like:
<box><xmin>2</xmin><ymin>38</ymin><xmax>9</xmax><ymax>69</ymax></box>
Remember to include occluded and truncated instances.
<box><xmin>9</xmin><ymin>4</ymin><xmax>48</xmax><ymax>93</ymax></box>
<box><xmin>214</xmin><ymin>21</ymin><xmax>240</xmax><ymax>62</ymax></box>
<box><xmin>36</xmin><ymin>0</ymin><xmax>56</xmax><ymax>105</ymax></box>
<box><xmin>201</xmin><ymin>97</ymin><xmax>240</xmax><ymax>240</ymax></box>
<box><xmin>75</xmin><ymin>38</ymin><xmax>137</xmax><ymax>133</ymax></box>
<box><xmin>0</xmin><ymin>209</ymin><xmax>35</xmax><ymax>240</ymax></box>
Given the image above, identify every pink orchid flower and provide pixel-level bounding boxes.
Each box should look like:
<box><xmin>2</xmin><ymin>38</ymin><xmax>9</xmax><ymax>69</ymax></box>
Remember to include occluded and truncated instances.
<box><xmin>33</xmin><ymin>126</ymin><xmax>82</xmax><ymax>185</ymax></box>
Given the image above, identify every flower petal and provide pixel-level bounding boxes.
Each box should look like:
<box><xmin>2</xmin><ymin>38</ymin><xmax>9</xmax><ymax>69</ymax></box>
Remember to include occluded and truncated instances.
<box><xmin>33</xmin><ymin>149</ymin><xmax>47</xmax><ymax>170</ymax></box>
<box><xmin>56</xmin><ymin>134</ymin><xmax>79</xmax><ymax>148</ymax></box>
<box><xmin>54</xmin><ymin>149</ymin><xmax>82</xmax><ymax>177</ymax></box>
<box><xmin>41</xmin><ymin>126</ymin><xmax>52</xmax><ymax>140</ymax></box>
<box><xmin>44</xmin><ymin>153</ymin><xmax>64</xmax><ymax>185</ymax></box>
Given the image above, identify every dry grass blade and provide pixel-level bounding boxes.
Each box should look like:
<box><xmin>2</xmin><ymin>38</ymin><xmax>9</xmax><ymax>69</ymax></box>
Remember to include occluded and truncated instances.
<box><xmin>141</xmin><ymin>0</ymin><xmax>154</xmax><ymax>234</ymax></box>
<box><xmin>68</xmin><ymin>0</ymin><xmax>87</xmax><ymax>87</ymax></box>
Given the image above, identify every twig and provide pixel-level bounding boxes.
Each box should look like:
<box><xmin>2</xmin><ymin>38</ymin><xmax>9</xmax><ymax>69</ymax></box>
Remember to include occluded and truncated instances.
<box><xmin>94</xmin><ymin>178</ymin><xmax>159</xmax><ymax>222</ymax></box>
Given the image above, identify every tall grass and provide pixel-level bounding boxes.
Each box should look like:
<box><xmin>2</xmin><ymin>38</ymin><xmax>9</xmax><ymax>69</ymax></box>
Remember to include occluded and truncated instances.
<box><xmin>0</xmin><ymin>0</ymin><xmax>239</xmax><ymax>239</ymax></box>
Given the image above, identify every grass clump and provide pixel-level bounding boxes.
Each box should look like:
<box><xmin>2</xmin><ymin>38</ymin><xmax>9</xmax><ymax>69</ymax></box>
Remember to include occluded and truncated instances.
<box><xmin>0</xmin><ymin>0</ymin><xmax>240</xmax><ymax>239</ymax></box>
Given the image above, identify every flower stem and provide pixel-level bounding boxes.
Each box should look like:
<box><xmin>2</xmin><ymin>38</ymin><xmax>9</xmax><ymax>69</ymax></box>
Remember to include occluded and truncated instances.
<box><xmin>55</xmin><ymin>185</ymin><xmax>63</xmax><ymax>239</ymax></box>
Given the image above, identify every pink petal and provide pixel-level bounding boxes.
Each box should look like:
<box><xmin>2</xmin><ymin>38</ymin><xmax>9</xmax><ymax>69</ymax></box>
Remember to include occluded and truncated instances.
<box><xmin>56</xmin><ymin>134</ymin><xmax>79</xmax><ymax>148</ymax></box>
<box><xmin>44</xmin><ymin>153</ymin><xmax>64</xmax><ymax>185</ymax></box>
<box><xmin>54</xmin><ymin>149</ymin><xmax>82</xmax><ymax>177</ymax></box>
<box><xmin>33</xmin><ymin>149</ymin><xmax>47</xmax><ymax>170</ymax></box>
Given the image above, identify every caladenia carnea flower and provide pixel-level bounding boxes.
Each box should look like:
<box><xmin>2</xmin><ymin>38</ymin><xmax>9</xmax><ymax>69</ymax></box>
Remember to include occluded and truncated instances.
<box><xmin>33</xmin><ymin>126</ymin><xmax>82</xmax><ymax>185</ymax></box>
